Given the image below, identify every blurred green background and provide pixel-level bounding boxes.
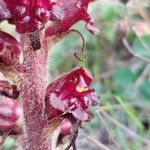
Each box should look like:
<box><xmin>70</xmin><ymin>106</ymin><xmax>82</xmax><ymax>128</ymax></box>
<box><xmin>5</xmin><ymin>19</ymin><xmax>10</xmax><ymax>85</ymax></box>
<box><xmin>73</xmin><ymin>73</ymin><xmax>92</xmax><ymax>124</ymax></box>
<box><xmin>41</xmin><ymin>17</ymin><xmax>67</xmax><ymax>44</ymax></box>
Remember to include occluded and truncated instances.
<box><xmin>1</xmin><ymin>0</ymin><xmax>150</xmax><ymax>150</ymax></box>
<box><xmin>48</xmin><ymin>0</ymin><xmax>150</xmax><ymax>149</ymax></box>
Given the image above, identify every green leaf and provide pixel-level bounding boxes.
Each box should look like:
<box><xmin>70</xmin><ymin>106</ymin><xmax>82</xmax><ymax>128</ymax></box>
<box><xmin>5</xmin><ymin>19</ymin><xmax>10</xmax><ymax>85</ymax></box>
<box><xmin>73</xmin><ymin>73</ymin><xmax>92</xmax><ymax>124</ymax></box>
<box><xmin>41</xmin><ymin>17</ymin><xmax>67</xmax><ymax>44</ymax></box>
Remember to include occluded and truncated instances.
<box><xmin>103</xmin><ymin>27</ymin><xmax>115</xmax><ymax>43</ymax></box>
<box><xmin>99</xmin><ymin>3</ymin><xmax>119</xmax><ymax>21</ymax></box>
<box><xmin>140</xmin><ymin>80</ymin><xmax>150</xmax><ymax>101</ymax></box>
<box><xmin>3</xmin><ymin>137</ymin><xmax>15</xmax><ymax>150</ymax></box>
<box><xmin>132</xmin><ymin>35</ymin><xmax>150</xmax><ymax>61</ymax></box>
<box><xmin>113</xmin><ymin>67</ymin><xmax>136</xmax><ymax>86</ymax></box>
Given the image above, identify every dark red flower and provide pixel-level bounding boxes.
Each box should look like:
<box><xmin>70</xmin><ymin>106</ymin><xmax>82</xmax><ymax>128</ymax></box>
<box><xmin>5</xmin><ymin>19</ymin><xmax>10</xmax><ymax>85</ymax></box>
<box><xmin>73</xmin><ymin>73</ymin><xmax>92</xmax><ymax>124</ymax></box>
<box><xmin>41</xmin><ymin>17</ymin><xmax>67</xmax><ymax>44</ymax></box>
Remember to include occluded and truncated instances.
<box><xmin>0</xmin><ymin>0</ymin><xmax>53</xmax><ymax>33</ymax></box>
<box><xmin>0</xmin><ymin>31</ymin><xmax>21</xmax><ymax>66</ymax></box>
<box><xmin>46</xmin><ymin>0</ymin><xmax>99</xmax><ymax>36</ymax></box>
<box><xmin>45</xmin><ymin>67</ymin><xmax>98</xmax><ymax>121</ymax></box>
<box><xmin>0</xmin><ymin>80</ymin><xmax>21</xmax><ymax>135</ymax></box>
<box><xmin>0</xmin><ymin>0</ymin><xmax>98</xmax><ymax>34</ymax></box>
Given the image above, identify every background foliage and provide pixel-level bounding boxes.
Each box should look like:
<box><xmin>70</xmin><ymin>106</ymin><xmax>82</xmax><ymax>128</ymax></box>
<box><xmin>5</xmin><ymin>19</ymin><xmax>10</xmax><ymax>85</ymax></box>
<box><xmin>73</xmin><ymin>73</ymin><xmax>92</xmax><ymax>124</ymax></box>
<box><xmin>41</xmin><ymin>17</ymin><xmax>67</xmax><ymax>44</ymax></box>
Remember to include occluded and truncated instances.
<box><xmin>0</xmin><ymin>0</ymin><xmax>150</xmax><ymax>149</ymax></box>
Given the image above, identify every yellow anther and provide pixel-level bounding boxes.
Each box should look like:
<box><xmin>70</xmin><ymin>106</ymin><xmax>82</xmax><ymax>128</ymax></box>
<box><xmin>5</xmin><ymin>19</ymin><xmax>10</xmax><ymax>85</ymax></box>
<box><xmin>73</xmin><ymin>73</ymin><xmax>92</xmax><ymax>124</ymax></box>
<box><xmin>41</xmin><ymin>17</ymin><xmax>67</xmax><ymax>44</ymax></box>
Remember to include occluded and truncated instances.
<box><xmin>76</xmin><ymin>86</ymin><xmax>88</xmax><ymax>93</ymax></box>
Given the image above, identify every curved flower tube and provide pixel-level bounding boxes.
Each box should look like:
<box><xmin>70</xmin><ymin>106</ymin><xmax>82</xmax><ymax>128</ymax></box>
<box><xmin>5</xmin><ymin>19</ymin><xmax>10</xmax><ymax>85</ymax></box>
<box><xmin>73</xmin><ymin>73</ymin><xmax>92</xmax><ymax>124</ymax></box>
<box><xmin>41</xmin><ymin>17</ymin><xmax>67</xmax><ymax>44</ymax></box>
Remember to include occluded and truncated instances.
<box><xmin>45</xmin><ymin>67</ymin><xmax>98</xmax><ymax>121</ymax></box>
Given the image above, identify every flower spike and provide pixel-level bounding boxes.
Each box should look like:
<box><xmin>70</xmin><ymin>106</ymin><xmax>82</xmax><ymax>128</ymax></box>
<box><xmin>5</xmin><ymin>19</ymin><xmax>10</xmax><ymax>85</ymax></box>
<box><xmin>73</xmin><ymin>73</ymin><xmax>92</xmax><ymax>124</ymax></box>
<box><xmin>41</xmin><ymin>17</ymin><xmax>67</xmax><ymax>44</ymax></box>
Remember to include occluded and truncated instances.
<box><xmin>0</xmin><ymin>0</ymin><xmax>98</xmax><ymax>35</ymax></box>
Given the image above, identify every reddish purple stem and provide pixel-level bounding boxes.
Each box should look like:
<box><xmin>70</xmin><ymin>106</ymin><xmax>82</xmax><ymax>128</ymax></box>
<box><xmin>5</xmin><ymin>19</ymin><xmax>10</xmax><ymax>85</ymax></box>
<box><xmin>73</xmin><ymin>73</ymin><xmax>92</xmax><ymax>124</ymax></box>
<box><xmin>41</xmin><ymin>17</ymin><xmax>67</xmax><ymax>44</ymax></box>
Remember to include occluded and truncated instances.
<box><xmin>20</xmin><ymin>32</ymin><xmax>50</xmax><ymax>149</ymax></box>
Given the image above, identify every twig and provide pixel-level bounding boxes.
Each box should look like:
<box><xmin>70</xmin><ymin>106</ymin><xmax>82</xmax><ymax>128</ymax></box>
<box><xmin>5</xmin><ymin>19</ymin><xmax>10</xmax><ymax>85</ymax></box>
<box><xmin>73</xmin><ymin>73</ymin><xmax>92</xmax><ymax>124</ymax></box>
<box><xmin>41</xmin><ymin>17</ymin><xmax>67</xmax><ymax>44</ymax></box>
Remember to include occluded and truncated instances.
<box><xmin>100</xmin><ymin>101</ymin><xmax>150</xmax><ymax>110</ymax></box>
<box><xmin>98</xmin><ymin>108</ymin><xmax>150</xmax><ymax>145</ymax></box>
<box><xmin>94</xmin><ymin>71</ymin><xmax>113</xmax><ymax>80</ymax></box>
<box><xmin>72</xmin><ymin>143</ymin><xmax>76</xmax><ymax>150</ymax></box>
<box><xmin>87</xmin><ymin>135</ymin><xmax>111</xmax><ymax>150</ymax></box>
<box><xmin>123</xmin><ymin>3</ymin><xmax>149</xmax><ymax>50</ymax></box>
<box><xmin>96</xmin><ymin>110</ymin><xmax>121</xmax><ymax>149</ymax></box>
<box><xmin>138</xmin><ymin>8</ymin><xmax>150</xmax><ymax>24</ymax></box>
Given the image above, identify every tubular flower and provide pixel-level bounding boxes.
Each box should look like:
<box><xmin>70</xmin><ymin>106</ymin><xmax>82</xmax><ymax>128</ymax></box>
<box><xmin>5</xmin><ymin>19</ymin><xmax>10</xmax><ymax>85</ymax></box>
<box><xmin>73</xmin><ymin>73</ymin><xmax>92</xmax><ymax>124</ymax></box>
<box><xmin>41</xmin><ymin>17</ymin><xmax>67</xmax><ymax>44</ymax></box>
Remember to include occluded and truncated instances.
<box><xmin>46</xmin><ymin>0</ymin><xmax>99</xmax><ymax>36</ymax></box>
<box><xmin>0</xmin><ymin>80</ymin><xmax>20</xmax><ymax>135</ymax></box>
<box><xmin>0</xmin><ymin>31</ymin><xmax>21</xmax><ymax>66</ymax></box>
<box><xmin>0</xmin><ymin>0</ymin><xmax>98</xmax><ymax>35</ymax></box>
<box><xmin>45</xmin><ymin>67</ymin><xmax>98</xmax><ymax>121</ymax></box>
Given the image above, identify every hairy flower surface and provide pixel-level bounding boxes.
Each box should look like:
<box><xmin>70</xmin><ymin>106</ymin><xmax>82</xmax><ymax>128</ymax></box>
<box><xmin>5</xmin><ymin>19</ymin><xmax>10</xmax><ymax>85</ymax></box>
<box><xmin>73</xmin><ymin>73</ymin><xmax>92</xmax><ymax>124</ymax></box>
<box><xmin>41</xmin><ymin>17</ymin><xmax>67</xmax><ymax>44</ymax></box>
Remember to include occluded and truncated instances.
<box><xmin>0</xmin><ymin>0</ymin><xmax>98</xmax><ymax>34</ymax></box>
<box><xmin>45</xmin><ymin>67</ymin><xmax>98</xmax><ymax>121</ymax></box>
<box><xmin>0</xmin><ymin>80</ymin><xmax>20</xmax><ymax>135</ymax></box>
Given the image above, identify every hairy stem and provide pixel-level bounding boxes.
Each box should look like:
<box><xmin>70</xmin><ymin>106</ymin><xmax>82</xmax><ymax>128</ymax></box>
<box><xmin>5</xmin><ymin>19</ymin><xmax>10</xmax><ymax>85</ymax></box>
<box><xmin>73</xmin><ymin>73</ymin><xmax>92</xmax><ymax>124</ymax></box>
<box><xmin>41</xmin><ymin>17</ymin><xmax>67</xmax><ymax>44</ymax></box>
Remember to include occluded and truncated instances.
<box><xmin>20</xmin><ymin>32</ymin><xmax>49</xmax><ymax>149</ymax></box>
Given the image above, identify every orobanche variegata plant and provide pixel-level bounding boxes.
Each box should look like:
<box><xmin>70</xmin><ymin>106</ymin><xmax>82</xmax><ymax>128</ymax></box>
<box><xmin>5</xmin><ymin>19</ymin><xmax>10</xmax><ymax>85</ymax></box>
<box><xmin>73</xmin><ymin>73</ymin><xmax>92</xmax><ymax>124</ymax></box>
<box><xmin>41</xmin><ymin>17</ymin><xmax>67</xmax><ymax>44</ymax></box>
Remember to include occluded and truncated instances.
<box><xmin>0</xmin><ymin>0</ymin><xmax>99</xmax><ymax>149</ymax></box>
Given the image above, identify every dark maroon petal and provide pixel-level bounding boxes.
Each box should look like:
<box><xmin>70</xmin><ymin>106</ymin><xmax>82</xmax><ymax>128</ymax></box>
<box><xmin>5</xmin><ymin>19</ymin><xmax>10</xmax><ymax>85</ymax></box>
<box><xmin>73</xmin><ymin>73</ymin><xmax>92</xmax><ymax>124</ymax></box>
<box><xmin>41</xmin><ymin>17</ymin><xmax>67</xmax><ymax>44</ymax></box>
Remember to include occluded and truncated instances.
<box><xmin>16</xmin><ymin>18</ymin><xmax>40</xmax><ymax>33</ymax></box>
<box><xmin>0</xmin><ymin>31</ymin><xmax>21</xmax><ymax>65</ymax></box>
<box><xmin>45</xmin><ymin>67</ymin><xmax>98</xmax><ymax>121</ymax></box>
<box><xmin>45</xmin><ymin>0</ymin><xmax>98</xmax><ymax>37</ymax></box>
<box><xmin>11</xmin><ymin>85</ymin><xmax>20</xmax><ymax>99</ymax></box>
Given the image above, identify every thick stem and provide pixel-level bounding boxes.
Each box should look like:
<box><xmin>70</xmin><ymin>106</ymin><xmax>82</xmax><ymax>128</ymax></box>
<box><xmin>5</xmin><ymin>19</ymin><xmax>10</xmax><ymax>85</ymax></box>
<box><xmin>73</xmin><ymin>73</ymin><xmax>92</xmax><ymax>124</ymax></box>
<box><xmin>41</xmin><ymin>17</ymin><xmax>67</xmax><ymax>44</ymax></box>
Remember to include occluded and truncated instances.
<box><xmin>20</xmin><ymin>32</ymin><xmax>49</xmax><ymax>149</ymax></box>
